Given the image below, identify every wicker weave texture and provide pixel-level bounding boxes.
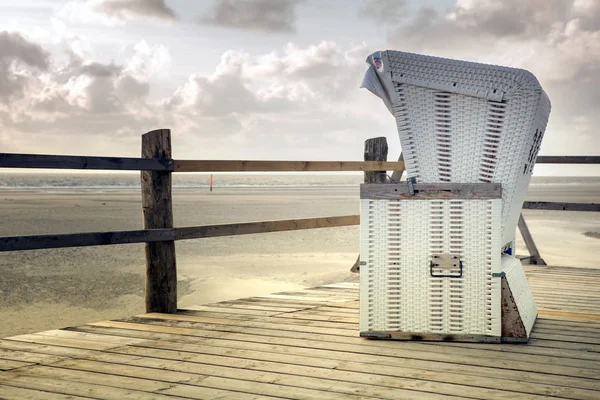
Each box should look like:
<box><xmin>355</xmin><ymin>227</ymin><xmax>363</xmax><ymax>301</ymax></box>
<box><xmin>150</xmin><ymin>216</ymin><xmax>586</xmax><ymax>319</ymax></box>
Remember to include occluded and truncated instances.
<box><xmin>364</xmin><ymin>50</ymin><xmax>551</xmax><ymax>248</ymax></box>
<box><xmin>360</xmin><ymin>198</ymin><xmax>502</xmax><ymax>336</ymax></box>
<box><xmin>502</xmin><ymin>255</ymin><xmax>538</xmax><ymax>336</ymax></box>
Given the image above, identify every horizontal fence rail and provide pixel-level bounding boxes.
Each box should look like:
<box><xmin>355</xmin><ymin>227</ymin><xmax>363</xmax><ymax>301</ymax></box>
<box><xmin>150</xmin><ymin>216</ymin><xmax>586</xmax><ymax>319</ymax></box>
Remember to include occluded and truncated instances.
<box><xmin>0</xmin><ymin>229</ymin><xmax>174</xmax><ymax>252</ymax></box>
<box><xmin>0</xmin><ymin>215</ymin><xmax>359</xmax><ymax>252</ymax></box>
<box><xmin>173</xmin><ymin>160</ymin><xmax>406</xmax><ymax>172</ymax></box>
<box><xmin>523</xmin><ymin>201</ymin><xmax>600</xmax><ymax>212</ymax></box>
<box><xmin>176</xmin><ymin>215</ymin><xmax>359</xmax><ymax>240</ymax></box>
<box><xmin>2</xmin><ymin>154</ymin><xmax>598</xmax><ymax>172</ymax></box>
<box><xmin>0</xmin><ymin>153</ymin><xmax>173</xmax><ymax>171</ymax></box>
<box><xmin>535</xmin><ymin>156</ymin><xmax>600</xmax><ymax>164</ymax></box>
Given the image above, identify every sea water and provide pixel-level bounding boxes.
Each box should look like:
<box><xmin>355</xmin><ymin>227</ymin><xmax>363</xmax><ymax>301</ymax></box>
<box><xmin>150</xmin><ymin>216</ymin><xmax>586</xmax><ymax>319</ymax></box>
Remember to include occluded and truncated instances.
<box><xmin>0</xmin><ymin>172</ymin><xmax>599</xmax><ymax>197</ymax></box>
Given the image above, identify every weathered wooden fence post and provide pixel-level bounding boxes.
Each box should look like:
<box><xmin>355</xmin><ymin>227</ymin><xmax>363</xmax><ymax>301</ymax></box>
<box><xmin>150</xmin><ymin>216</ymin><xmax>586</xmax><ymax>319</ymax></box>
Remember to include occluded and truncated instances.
<box><xmin>364</xmin><ymin>137</ymin><xmax>389</xmax><ymax>184</ymax></box>
<box><xmin>351</xmin><ymin>137</ymin><xmax>390</xmax><ymax>273</ymax></box>
<box><xmin>141</xmin><ymin>129</ymin><xmax>177</xmax><ymax>313</ymax></box>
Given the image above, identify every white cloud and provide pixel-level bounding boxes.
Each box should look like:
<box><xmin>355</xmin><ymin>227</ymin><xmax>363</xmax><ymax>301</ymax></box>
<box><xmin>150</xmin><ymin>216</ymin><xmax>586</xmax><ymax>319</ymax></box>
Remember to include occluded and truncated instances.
<box><xmin>122</xmin><ymin>40</ymin><xmax>172</xmax><ymax>81</ymax></box>
<box><xmin>95</xmin><ymin>0</ymin><xmax>177</xmax><ymax>21</ymax></box>
<box><xmin>56</xmin><ymin>0</ymin><xmax>177</xmax><ymax>26</ymax></box>
<box><xmin>360</xmin><ymin>0</ymin><xmax>407</xmax><ymax>27</ymax></box>
<box><xmin>57</xmin><ymin>1</ymin><xmax>121</xmax><ymax>26</ymax></box>
<box><xmin>0</xmin><ymin>32</ymin><xmax>49</xmax><ymax>101</ymax></box>
<box><xmin>0</xmin><ymin>31</ymin><xmax>49</xmax><ymax>70</ymax></box>
<box><xmin>201</xmin><ymin>0</ymin><xmax>303</xmax><ymax>33</ymax></box>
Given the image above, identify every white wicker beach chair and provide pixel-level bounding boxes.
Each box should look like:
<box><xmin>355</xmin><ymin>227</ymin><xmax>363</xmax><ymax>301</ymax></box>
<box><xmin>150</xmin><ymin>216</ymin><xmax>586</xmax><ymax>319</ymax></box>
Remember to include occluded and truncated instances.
<box><xmin>359</xmin><ymin>50</ymin><xmax>550</xmax><ymax>342</ymax></box>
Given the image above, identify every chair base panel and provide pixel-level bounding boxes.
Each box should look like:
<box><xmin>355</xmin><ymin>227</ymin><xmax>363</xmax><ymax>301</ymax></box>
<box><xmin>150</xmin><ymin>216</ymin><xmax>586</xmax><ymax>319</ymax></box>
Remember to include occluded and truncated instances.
<box><xmin>502</xmin><ymin>255</ymin><xmax>538</xmax><ymax>337</ymax></box>
<box><xmin>360</xmin><ymin>331</ymin><xmax>530</xmax><ymax>343</ymax></box>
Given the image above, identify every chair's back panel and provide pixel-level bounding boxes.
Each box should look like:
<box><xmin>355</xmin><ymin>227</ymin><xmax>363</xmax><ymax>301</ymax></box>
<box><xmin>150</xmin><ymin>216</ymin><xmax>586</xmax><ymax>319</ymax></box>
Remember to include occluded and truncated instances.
<box><xmin>367</xmin><ymin>51</ymin><xmax>551</xmax><ymax>247</ymax></box>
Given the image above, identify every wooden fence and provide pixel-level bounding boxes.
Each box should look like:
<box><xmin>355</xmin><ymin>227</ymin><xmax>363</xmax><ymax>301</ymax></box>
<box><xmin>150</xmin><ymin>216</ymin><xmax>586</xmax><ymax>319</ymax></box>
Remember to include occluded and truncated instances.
<box><xmin>1</xmin><ymin>129</ymin><xmax>598</xmax><ymax>313</ymax></box>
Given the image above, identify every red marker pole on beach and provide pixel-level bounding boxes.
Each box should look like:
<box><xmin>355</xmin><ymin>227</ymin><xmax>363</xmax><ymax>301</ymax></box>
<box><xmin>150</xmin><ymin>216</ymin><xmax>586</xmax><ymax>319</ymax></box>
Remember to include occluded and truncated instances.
<box><xmin>209</xmin><ymin>174</ymin><xmax>213</xmax><ymax>192</ymax></box>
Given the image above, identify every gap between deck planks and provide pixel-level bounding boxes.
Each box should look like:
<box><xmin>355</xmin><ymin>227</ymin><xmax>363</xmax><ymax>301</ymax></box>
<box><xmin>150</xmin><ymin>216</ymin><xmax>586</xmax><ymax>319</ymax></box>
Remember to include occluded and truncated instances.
<box><xmin>1</xmin><ymin>266</ymin><xmax>599</xmax><ymax>400</ymax></box>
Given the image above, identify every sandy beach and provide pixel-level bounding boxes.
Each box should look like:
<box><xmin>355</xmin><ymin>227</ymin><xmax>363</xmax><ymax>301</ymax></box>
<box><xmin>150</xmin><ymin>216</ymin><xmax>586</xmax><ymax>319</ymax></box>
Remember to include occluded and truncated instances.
<box><xmin>1</xmin><ymin>181</ymin><xmax>599</xmax><ymax>338</ymax></box>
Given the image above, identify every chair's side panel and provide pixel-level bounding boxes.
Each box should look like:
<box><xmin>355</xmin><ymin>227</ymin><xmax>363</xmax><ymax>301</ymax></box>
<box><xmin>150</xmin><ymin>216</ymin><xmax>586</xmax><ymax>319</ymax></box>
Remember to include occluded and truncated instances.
<box><xmin>493</xmin><ymin>84</ymin><xmax>549</xmax><ymax>246</ymax></box>
<box><xmin>501</xmin><ymin>255</ymin><xmax>538</xmax><ymax>336</ymax></box>
<box><xmin>498</xmin><ymin>88</ymin><xmax>551</xmax><ymax>247</ymax></box>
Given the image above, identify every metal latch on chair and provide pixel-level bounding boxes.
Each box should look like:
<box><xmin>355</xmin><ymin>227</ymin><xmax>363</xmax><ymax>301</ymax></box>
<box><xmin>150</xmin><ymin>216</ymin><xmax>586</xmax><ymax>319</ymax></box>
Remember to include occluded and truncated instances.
<box><xmin>430</xmin><ymin>254</ymin><xmax>463</xmax><ymax>278</ymax></box>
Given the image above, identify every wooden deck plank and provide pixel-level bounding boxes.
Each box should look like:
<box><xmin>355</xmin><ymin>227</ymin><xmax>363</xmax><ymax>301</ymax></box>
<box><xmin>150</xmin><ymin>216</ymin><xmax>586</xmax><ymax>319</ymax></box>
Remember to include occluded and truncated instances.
<box><xmin>32</xmin><ymin>330</ymin><xmax>151</xmax><ymax>345</ymax></box>
<box><xmin>181</xmin><ymin>305</ymin><xmax>286</xmax><ymax>317</ymax></box>
<box><xmin>534</xmin><ymin>320</ymin><xmax>600</xmax><ymax>332</ymax></box>
<box><xmin>0</xmin><ymin>384</ymin><xmax>94</xmax><ymax>400</ymax></box>
<box><xmin>0</xmin><ymin>340</ymin><xmax>102</xmax><ymax>359</ymax></box>
<box><xmin>309</xmin><ymin>305</ymin><xmax>358</xmax><ymax>314</ymax></box>
<box><xmin>256</xmin><ymin>294</ymin><xmax>351</xmax><ymax>303</ymax></box>
<box><xmin>2</xmin><ymin>335</ymin><xmax>125</xmax><ymax>351</ymax></box>
<box><xmin>138</xmin><ymin>312</ymin><xmax>249</xmax><ymax>325</ymax></box>
<box><xmin>539</xmin><ymin>310</ymin><xmax>600</xmax><ymax>321</ymax></box>
<box><xmin>0</xmin><ymin>359</ymin><xmax>35</xmax><ymax>371</ymax></box>
<box><xmin>0</xmin><ymin>349</ymin><xmax>69</xmax><ymax>365</ymax></box>
<box><xmin>0</xmin><ymin>373</ymin><xmax>191</xmax><ymax>400</ymax></box>
<box><xmin>141</xmin><ymin>311</ymin><xmax>358</xmax><ymax>331</ymax></box>
<box><xmin>107</xmin><ymin>318</ymin><xmax>356</xmax><ymax>338</ymax></box>
<box><xmin>203</xmin><ymin>302</ymin><xmax>308</xmax><ymax>313</ymax></box>
<box><xmin>530</xmin><ymin>281</ymin><xmax>600</xmax><ymax>289</ymax></box>
<box><xmin>284</xmin><ymin>309</ymin><xmax>361</xmax><ymax>318</ymax></box>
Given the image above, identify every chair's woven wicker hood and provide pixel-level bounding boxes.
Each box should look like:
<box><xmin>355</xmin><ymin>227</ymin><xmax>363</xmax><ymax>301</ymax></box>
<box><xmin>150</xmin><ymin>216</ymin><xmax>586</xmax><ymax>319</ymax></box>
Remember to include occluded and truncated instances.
<box><xmin>364</xmin><ymin>50</ymin><xmax>549</xmax><ymax>103</ymax></box>
<box><xmin>362</xmin><ymin>50</ymin><xmax>552</xmax><ymax>248</ymax></box>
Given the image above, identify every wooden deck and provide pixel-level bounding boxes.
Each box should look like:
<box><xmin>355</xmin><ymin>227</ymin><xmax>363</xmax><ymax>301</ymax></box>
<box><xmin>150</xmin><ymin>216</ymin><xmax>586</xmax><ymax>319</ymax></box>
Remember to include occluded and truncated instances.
<box><xmin>1</xmin><ymin>266</ymin><xmax>599</xmax><ymax>399</ymax></box>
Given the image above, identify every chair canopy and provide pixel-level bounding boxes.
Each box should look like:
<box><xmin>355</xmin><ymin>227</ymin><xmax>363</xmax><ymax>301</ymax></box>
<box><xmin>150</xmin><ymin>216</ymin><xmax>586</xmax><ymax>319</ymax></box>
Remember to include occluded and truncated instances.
<box><xmin>362</xmin><ymin>50</ymin><xmax>551</xmax><ymax>248</ymax></box>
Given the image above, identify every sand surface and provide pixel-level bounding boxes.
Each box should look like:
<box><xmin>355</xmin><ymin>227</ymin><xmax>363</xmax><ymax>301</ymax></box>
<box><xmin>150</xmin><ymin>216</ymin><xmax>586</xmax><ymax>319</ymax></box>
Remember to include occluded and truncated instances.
<box><xmin>1</xmin><ymin>185</ymin><xmax>598</xmax><ymax>338</ymax></box>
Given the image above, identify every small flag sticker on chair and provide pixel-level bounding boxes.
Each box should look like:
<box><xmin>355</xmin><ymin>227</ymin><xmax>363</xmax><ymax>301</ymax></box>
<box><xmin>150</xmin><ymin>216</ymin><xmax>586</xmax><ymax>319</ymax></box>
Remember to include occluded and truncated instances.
<box><xmin>372</xmin><ymin>52</ymin><xmax>383</xmax><ymax>72</ymax></box>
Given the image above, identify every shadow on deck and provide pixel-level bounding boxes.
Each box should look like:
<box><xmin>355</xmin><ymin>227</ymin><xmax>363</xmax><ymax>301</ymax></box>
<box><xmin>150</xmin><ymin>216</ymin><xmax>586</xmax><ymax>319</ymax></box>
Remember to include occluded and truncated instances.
<box><xmin>1</xmin><ymin>266</ymin><xmax>599</xmax><ymax>399</ymax></box>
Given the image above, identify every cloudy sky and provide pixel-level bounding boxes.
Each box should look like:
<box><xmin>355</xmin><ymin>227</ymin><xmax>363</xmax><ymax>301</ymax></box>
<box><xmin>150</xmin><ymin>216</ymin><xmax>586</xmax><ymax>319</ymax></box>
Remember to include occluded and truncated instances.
<box><xmin>1</xmin><ymin>0</ymin><xmax>599</xmax><ymax>175</ymax></box>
